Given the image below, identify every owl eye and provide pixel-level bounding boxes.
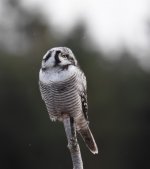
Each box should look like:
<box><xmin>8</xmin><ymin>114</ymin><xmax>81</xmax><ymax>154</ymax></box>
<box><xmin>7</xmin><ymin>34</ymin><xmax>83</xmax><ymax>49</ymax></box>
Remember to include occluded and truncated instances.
<box><xmin>61</xmin><ymin>54</ymin><xmax>69</xmax><ymax>58</ymax></box>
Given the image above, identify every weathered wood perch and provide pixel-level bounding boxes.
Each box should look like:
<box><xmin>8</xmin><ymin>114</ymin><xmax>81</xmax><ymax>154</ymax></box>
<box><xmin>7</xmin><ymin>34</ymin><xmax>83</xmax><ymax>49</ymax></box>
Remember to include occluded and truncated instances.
<box><xmin>63</xmin><ymin>116</ymin><xmax>83</xmax><ymax>169</ymax></box>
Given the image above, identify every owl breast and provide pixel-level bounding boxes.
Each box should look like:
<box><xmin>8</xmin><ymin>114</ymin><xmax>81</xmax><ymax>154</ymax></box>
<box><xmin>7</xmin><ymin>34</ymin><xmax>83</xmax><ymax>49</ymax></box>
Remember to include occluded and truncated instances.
<box><xmin>39</xmin><ymin>74</ymin><xmax>82</xmax><ymax>121</ymax></box>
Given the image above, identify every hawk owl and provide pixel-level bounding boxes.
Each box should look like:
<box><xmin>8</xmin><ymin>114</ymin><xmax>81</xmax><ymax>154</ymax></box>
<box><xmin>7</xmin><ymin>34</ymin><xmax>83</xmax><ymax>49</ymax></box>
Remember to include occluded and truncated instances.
<box><xmin>39</xmin><ymin>47</ymin><xmax>98</xmax><ymax>154</ymax></box>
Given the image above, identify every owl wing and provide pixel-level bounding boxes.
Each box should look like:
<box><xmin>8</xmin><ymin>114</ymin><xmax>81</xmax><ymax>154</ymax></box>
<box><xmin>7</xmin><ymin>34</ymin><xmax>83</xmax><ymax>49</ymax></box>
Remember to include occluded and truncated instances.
<box><xmin>76</xmin><ymin>68</ymin><xmax>88</xmax><ymax>120</ymax></box>
<box><xmin>80</xmin><ymin>89</ymin><xmax>88</xmax><ymax>120</ymax></box>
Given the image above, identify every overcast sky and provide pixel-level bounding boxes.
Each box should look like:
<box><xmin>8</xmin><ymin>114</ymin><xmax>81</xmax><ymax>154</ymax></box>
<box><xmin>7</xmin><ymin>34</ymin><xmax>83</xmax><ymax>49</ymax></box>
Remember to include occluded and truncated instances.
<box><xmin>22</xmin><ymin>0</ymin><xmax>150</xmax><ymax>68</ymax></box>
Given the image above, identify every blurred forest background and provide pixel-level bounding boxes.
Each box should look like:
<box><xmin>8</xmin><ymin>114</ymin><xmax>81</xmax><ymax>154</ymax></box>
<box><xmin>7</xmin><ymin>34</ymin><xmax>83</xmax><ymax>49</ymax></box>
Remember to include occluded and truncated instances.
<box><xmin>0</xmin><ymin>0</ymin><xmax>150</xmax><ymax>169</ymax></box>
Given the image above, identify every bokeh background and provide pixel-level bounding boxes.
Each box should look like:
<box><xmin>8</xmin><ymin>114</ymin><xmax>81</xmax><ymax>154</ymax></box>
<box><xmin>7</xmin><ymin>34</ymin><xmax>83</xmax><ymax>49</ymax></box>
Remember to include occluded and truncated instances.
<box><xmin>0</xmin><ymin>0</ymin><xmax>150</xmax><ymax>169</ymax></box>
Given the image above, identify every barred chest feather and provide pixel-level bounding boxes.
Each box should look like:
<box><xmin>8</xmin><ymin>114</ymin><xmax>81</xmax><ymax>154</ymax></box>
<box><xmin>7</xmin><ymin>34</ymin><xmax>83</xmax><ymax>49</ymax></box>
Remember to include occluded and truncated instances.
<box><xmin>39</xmin><ymin>74</ymin><xmax>82</xmax><ymax>121</ymax></box>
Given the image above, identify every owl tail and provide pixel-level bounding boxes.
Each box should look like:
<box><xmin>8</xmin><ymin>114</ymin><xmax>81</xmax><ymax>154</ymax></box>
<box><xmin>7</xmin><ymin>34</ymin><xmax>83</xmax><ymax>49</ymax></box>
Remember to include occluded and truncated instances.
<box><xmin>78</xmin><ymin>126</ymin><xmax>98</xmax><ymax>154</ymax></box>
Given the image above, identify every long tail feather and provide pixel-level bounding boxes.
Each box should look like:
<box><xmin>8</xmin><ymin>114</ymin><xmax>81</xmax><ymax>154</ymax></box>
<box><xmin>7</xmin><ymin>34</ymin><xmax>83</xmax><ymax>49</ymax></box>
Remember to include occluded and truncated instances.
<box><xmin>78</xmin><ymin>126</ymin><xmax>98</xmax><ymax>154</ymax></box>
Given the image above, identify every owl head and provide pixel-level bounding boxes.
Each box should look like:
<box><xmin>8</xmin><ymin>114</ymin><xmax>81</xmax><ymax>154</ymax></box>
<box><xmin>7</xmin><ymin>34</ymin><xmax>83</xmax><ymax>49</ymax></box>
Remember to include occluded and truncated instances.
<box><xmin>41</xmin><ymin>47</ymin><xmax>78</xmax><ymax>71</ymax></box>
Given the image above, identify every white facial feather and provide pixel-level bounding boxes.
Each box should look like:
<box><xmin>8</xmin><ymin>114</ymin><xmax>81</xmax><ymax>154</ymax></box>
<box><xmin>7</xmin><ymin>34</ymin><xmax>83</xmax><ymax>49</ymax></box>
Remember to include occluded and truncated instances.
<box><xmin>42</xmin><ymin>50</ymin><xmax>56</xmax><ymax>69</ymax></box>
<box><xmin>39</xmin><ymin>65</ymin><xmax>77</xmax><ymax>83</ymax></box>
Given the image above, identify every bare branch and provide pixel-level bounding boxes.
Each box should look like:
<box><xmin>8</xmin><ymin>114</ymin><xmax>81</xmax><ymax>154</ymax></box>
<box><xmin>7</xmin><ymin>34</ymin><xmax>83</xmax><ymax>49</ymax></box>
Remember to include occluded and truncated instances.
<box><xmin>63</xmin><ymin>116</ymin><xmax>83</xmax><ymax>169</ymax></box>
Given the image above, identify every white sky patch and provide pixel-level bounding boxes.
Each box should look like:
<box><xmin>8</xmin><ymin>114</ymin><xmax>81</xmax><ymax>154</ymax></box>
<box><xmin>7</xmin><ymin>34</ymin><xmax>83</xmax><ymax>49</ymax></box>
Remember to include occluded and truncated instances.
<box><xmin>22</xmin><ymin>0</ymin><xmax>150</xmax><ymax>62</ymax></box>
